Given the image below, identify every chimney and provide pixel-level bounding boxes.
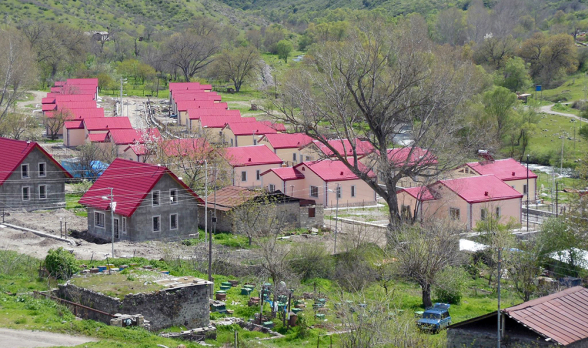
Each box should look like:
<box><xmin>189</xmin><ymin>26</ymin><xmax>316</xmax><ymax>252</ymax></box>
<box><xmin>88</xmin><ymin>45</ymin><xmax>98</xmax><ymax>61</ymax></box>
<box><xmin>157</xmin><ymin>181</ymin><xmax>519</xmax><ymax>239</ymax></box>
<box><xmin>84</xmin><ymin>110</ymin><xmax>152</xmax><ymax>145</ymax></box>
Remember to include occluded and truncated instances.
<box><xmin>512</xmin><ymin>171</ymin><xmax>515</xmax><ymax>176</ymax></box>
<box><xmin>484</xmin><ymin>191</ymin><xmax>489</xmax><ymax>196</ymax></box>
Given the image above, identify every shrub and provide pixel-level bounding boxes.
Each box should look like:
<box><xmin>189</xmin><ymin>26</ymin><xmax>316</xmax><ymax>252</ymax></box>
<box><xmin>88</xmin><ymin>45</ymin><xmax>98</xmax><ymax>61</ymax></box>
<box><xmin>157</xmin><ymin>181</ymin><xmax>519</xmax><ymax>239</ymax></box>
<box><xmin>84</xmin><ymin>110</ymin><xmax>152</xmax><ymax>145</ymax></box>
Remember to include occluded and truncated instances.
<box><xmin>45</xmin><ymin>247</ymin><xmax>79</xmax><ymax>279</ymax></box>
<box><xmin>434</xmin><ymin>266</ymin><xmax>469</xmax><ymax>304</ymax></box>
<box><xmin>290</xmin><ymin>244</ymin><xmax>334</xmax><ymax>281</ymax></box>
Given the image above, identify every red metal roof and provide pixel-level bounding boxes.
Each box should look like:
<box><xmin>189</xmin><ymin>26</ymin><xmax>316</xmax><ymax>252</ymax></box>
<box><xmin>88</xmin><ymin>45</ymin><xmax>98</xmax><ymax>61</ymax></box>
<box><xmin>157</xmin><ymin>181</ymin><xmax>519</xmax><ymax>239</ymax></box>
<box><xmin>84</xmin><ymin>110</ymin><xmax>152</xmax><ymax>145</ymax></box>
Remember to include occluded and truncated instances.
<box><xmin>259</xmin><ymin>121</ymin><xmax>286</xmax><ymax>132</ymax></box>
<box><xmin>225</xmin><ymin>121</ymin><xmax>277</xmax><ymax>136</ymax></box>
<box><xmin>399</xmin><ymin>186</ymin><xmax>436</xmax><ymax>201</ymax></box>
<box><xmin>124</xmin><ymin>144</ymin><xmax>149</xmax><ymax>156</ymax></box>
<box><xmin>66</xmin><ymin>78</ymin><xmax>98</xmax><ymax>86</ymax></box>
<box><xmin>261</xmin><ymin>167</ymin><xmax>305</xmax><ymax>181</ymax></box>
<box><xmin>107</xmin><ymin>128</ymin><xmax>161</xmax><ymax>145</ymax></box>
<box><xmin>64</xmin><ymin>120</ymin><xmax>84</xmax><ymax>129</ymax></box>
<box><xmin>173</xmin><ymin>93</ymin><xmax>222</xmax><ymax>102</ymax></box>
<box><xmin>42</xmin><ymin>95</ymin><xmax>95</xmax><ymax>104</ymax></box>
<box><xmin>176</xmin><ymin>101</ymin><xmax>227</xmax><ymax>111</ymax></box>
<box><xmin>54</xmin><ymin>81</ymin><xmax>65</xmax><ymax>87</ymax></box>
<box><xmin>503</xmin><ymin>286</ymin><xmax>588</xmax><ymax>345</ymax></box>
<box><xmin>465</xmin><ymin>158</ymin><xmax>538</xmax><ymax>181</ymax></box>
<box><xmin>88</xmin><ymin>133</ymin><xmax>108</xmax><ymax>143</ymax></box>
<box><xmin>50</xmin><ymin>87</ymin><xmax>62</xmax><ymax>93</ymax></box>
<box><xmin>187</xmin><ymin>108</ymin><xmax>240</xmax><ymax>120</ymax></box>
<box><xmin>261</xmin><ymin>133</ymin><xmax>313</xmax><ymax>149</ymax></box>
<box><xmin>0</xmin><ymin>137</ymin><xmax>72</xmax><ymax>186</ymax></box>
<box><xmin>57</xmin><ymin>101</ymin><xmax>97</xmax><ymax>110</ymax></box>
<box><xmin>79</xmin><ymin>158</ymin><xmax>203</xmax><ymax>217</ymax></box>
<box><xmin>224</xmin><ymin>145</ymin><xmax>283</xmax><ymax>167</ymax></box>
<box><xmin>169</xmin><ymin>82</ymin><xmax>212</xmax><ymax>91</ymax></box>
<box><xmin>308</xmin><ymin>139</ymin><xmax>375</xmax><ymax>157</ymax></box>
<box><xmin>45</xmin><ymin>108</ymin><xmax>105</xmax><ymax>120</ymax></box>
<box><xmin>42</xmin><ymin>104</ymin><xmax>58</xmax><ymax>111</ymax></box>
<box><xmin>439</xmin><ymin>175</ymin><xmax>523</xmax><ymax>203</ymax></box>
<box><xmin>160</xmin><ymin>138</ymin><xmax>211</xmax><ymax>157</ymax></box>
<box><xmin>83</xmin><ymin>117</ymin><xmax>132</xmax><ymax>131</ymax></box>
<box><xmin>387</xmin><ymin>147</ymin><xmax>438</xmax><ymax>166</ymax></box>
<box><xmin>295</xmin><ymin>160</ymin><xmax>375</xmax><ymax>182</ymax></box>
<box><xmin>200</xmin><ymin>115</ymin><xmax>254</xmax><ymax>128</ymax></box>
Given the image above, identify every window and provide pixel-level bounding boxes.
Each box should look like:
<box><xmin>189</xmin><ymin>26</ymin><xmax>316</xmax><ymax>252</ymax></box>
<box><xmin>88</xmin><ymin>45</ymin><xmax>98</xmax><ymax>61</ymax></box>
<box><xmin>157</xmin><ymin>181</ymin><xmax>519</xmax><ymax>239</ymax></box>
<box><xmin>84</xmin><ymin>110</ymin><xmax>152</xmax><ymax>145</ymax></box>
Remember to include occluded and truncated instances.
<box><xmin>114</xmin><ymin>218</ymin><xmax>120</xmax><ymax>239</ymax></box>
<box><xmin>170</xmin><ymin>189</ymin><xmax>178</xmax><ymax>204</ymax></box>
<box><xmin>495</xmin><ymin>207</ymin><xmax>501</xmax><ymax>218</ymax></box>
<box><xmin>38</xmin><ymin>162</ymin><xmax>46</xmax><ymax>177</ymax></box>
<box><xmin>122</xmin><ymin>217</ymin><xmax>127</xmax><ymax>234</ymax></box>
<box><xmin>481</xmin><ymin>208</ymin><xmax>488</xmax><ymax>221</ymax></box>
<box><xmin>450</xmin><ymin>208</ymin><xmax>460</xmax><ymax>221</ymax></box>
<box><xmin>293</xmin><ymin>153</ymin><xmax>297</xmax><ymax>162</ymax></box>
<box><xmin>336</xmin><ymin>186</ymin><xmax>341</xmax><ymax>199</ymax></box>
<box><xmin>39</xmin><ymin>185</ymin><xmax>47</xmax><ymax>199</ymax></box>
<box><xmin>310</xmin><ymin>186</ymin><xmax>319</xmax><ymax>197</ymax></box>
<box><xmin>256</xmin><ymin>170</ymin><xmax>260</xmax><ymax>181</ymax></box>
<box><xmin>152</xmin><ymin>190</ymin><xmax>160</xmax><ymax>206</ymax></box>
<box><xmin>253</xmin><ymin>138</ymin><xmax>257</xmax><ymax>145</ymax></box>
<box><xmin>351</xmin><ymin>185</ymin><xmax>356</xmax><ymax>197</ymax></box>
<box><xmin>523</xmin><ymin>184</ymin><xmax>528</xmax><ymax>195</ymax></box>
<box><xmin>152</xmin><ymin>216</ymin><xmax>161</xmax><ymax>232</ymax></box>
<box><xmin>170</xmin><ymin>213</ymin><xmax>178</xmax><ymax>230</ymax></box>
<box><xmin>94</xmin><ymin>212</ymin><xmax>105</xmax><ymax>228</ymax></box>
<box><xmin>269</xmin><ymin>184</ymin><xmax>276</xmax><ymax>192</ymax></box>
<box><xmin>241</xmin><ymin>171</ymin><xmax>247</xmax><ymax>182</ymax></box>
<box><xmin>306</xmin><ymin>156</ymin><xmax>311</xmax><ymax>161</ymax></box>
<box><xmin>230</xmin><ymin>138</ymin><xmax>234</xmax><ymax>146</ymax></box>
<box><xmin>21</xmin><ymin>164</ymin><xmax>29</xmax><ymax>178</ymax></box>
<box><xmin>22</xmin><ymin>187</ymin><xmax>30</xmax><ymax>201</ymax></box>
<box><xmin>308</xmin><ymin>207</ymin><xmax>316</xmax><ymax>218</ymax></box>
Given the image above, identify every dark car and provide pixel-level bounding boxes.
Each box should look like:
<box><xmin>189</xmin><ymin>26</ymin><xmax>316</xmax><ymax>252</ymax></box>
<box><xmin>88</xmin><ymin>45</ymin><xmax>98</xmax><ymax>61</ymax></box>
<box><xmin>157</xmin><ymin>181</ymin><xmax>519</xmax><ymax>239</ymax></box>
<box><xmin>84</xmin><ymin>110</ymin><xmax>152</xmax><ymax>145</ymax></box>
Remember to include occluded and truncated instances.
<box><xmin>416</xmin><ymin>303</ymin><xmax>451</xmax><ymax>333</ymax></box>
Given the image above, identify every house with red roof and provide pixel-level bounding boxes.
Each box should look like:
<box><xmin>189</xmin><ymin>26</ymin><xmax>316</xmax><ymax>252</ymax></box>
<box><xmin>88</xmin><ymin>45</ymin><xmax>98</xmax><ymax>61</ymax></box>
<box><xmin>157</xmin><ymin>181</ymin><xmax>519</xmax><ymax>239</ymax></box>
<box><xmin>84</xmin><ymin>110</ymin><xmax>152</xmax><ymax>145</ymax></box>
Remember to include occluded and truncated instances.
<box><xmin>259</xmin><ymin>133</ymin><xmax>313</xmax><ymax>166</ymax></box>
<box><xmin>198</xmin><ymin>116</ymin><xmax>256</xmax><ymax>143</ymax></box>
<box><xmin>299</xmin><ymin>139</ymin><xmax>375</xmax><ymax>162</ymax></box>
<box><xmin>100</xmin><ymin>128</ymin><xmax>161</xmax><ymax>157</ymax></box>
<box><xmin>187</xmin><ymin>109</ymin><xmax>241</xmax><ymax>132</ymax></box>
<box><xmin>397</xmin><ymin>175</ymin><xmax>523</xmax><ymax>229</ymax></box>
<box><xmin>224</xmin><ymin>145</ymin><xmax>283</xmax><ymax>188</ymax></box>
<box><xmin>222</xmin><ymin>121</ymin><xmax>278</xmax><ymax>147</ymax></box>
<box><xmin>46</xmin><ymin>107</ymin><xmax>105</xmax><ymax>138</ymax></box>
<box><xmin>0</xmin><ymin>137</ymin><xmax>72</xmax><ymax>211</ymax></box>
<box><xmin>258</xmin><ymin>121</ymin><xmax>287</xmax><ymax>133</ymax></box>
<box><xmin>176</xmin><ymin>99</ymin><xmax>225</xmax><ymax>126</ymax></box>
<box><xmin>65</xmin><ymin>117</ymin><xmax>132</xmax><ymax>147</ymax></box>
<box><xmin>261</xmin><ymin>160</ymin><xmax>377</xmax><ymax>207</ymax></box>
<box><xmin>79</xmin><ymin>158</ymin><xmax>203</xmax><ymax>242</ymax></box>
<box><xmin>452</xmin><ymin>158</ymin><xmax>538</xmax><ymax>202</ymax></box>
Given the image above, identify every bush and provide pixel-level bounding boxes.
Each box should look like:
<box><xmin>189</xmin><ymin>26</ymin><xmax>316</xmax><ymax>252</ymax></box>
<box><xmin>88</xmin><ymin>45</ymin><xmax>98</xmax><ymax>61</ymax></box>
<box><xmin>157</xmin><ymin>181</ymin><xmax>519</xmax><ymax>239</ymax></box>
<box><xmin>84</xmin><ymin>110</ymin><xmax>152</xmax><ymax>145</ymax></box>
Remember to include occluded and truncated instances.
<box><xmin>45</xmin><ymin>247</ymin><xmax>79</xmax><ymax>279</ymax></box>
<box><xmin>434</xmin><ymin>266</ymin><xmax>469</xmax><ymax>304</ymax></box>
<box><xmin>290</xmin><ymin>244</ymin><xmax>334</xmax><ymax>281</ymax></box>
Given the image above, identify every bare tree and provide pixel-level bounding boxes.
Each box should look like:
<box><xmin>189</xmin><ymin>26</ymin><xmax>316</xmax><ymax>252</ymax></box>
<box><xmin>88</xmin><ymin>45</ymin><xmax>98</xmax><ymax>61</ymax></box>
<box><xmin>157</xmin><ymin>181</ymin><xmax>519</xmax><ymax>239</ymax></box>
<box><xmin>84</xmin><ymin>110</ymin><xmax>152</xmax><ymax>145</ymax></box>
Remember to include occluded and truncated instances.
<box><xmin>164</xmin><ymin>30</ymin><xmax>219</xmax><ymax>82</ymax></box>
<box><xmin>390</xmin><ymin>220</ymin><xmax>463</xmax><ymax>308</ymax></box>
<box><xmin>0</xmin><ymin>28</ymin><xmax>36</xmax><ymax>123</ymax></box>
<box><xmin>274</xmin><ymin>16</ymin><xmax>484</xmax><ymax>230</ymax></box>
<box><xmin>0</xmin><ymin>112</ymin><xmax>38</xmax><ymax>140</ymax></box>
<box><xmin>232</xmin><ymin>191</ymin><xmax>280</xmax><ymax>246</ymax></box>
<box><xmin>435</xmin><ymin>7</ymin><xmax>468</xmax><ymax>46</ymax></box>
<box><xmin>45</xmin><ymin>110</ymin><xmax>71</xmax><ymax>141</ymax></box>
<box><xmin>211</xmin><ymin>46</ymin><xmax>261</xmax><ymax>92</ymax></box>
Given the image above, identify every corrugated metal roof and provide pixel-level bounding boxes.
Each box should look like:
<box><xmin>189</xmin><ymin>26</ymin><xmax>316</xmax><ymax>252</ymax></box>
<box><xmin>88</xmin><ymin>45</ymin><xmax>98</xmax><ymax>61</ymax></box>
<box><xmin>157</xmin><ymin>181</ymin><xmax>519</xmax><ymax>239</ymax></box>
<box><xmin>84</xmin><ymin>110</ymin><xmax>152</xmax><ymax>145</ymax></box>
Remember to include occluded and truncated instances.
<box><xmin>187</xmin><ymin>108</ymin><xmax>240</xmax><ymax>120</ymax></box>
<box><xmin>503</xmin><ymin>286</ymin><xmax>588</xmax><ymax>345</ymax></box>
<box><xmin>224</xmin><ymin>145</ymin><xmax>282</xmax><ymax>167</ymax></box>
<box><xmin>261</xmin><ymin>133</ymin><xmax>313</xmax><ymax>149</ymax></box>
<box><xmin>176</xmin><ymin>101</ymin><xmax>227</xmax><ymax>111</ymax></box>
<box><xmin>466</xmin><ymin>158</ymin><xmax>538</xmax><ymax>181</ymax></box>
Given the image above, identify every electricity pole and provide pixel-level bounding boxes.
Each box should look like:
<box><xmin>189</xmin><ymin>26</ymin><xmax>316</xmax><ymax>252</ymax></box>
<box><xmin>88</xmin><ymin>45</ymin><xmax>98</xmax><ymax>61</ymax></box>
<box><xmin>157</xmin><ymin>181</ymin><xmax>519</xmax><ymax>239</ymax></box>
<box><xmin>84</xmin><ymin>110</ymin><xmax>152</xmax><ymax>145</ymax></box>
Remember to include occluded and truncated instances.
<box><xmin>334</xmin><ymin>184</ymin><xmax>340</xmax><ymax>254</ymax></box>
<box><xmin>526</xmin><ymin>154</ymin><xmax>529</xmax><ymax>231</ymax></box>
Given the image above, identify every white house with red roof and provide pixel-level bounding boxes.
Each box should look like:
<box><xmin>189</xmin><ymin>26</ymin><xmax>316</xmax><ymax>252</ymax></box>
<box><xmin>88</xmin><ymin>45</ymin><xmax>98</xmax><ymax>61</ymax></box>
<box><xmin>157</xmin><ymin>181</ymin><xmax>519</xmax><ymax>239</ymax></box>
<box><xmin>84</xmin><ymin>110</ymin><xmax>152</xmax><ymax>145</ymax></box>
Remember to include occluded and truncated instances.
<box><xmin>187</xmin><ymin>108</ymin><xmax>240</xmax><ymax>132</ymax></box>
<box><xmin>199</xmin><ymin>116</ymin><xmax>256</xmax><ymax>143</ymax></box>
<box><xmin>452</xmin><ymin>158</ymin><xmax>538</xmax><ymax>202</ymax></box>
<box><xmin>72</xmin><ymin>117</ymin><xmax>134</xmax><ymax>147</ymax></box>
<box><xmin>397</xmin><ymin>175</ymin><xmax>523</xmax><ymax>229</ymax></box>
<box><xmin>176</xmin><ymin>99</ymin><xmax>225</xmax><ymax>126</ymax></box>
<box><xmin>222</xmin><ymin>121</ymin><xmax>278</xmax><ymax>147</ymax></box>
<box><xmin>224</xmin><ymin>145</ymin><xmax>283</xmax><ymax>188</ymax></box>
<box><xmin>0</xmin><ymin>137</ymin><xmax>72</xmax><ymax>211</ymax></box>
<box><xmin>79</xmin><ymin>158</ymin><xmax>203</xmax><ymax>242</ymax></box>
<box><xmin>259</xmin><ymin>133</ymin><xmax>314</xmax><ymax>166</ymax></box>
<box><xmin>103</xmin><ymin>128</ymin><xmax>161</xmax><ymax>156</ymax></box>
<box><xmin>261</xmin><ymin>160</ymin><xmax>377</xmax><ymax>207</ymax></box>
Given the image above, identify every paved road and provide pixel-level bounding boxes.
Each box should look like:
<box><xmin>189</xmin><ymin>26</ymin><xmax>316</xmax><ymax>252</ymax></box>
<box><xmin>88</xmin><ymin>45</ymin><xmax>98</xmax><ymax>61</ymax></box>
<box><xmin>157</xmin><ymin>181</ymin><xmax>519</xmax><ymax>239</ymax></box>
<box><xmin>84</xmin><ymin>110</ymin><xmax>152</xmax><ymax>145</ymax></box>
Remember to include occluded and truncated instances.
<box><xmin>539</xmin><ymin>104</ymin><xmax>588</xmax><ymax>122</ymax></box>
<box><xmin>0</xmin><ymin>328</ymin><xmax>97</xmax><ymax>347</ymax></box>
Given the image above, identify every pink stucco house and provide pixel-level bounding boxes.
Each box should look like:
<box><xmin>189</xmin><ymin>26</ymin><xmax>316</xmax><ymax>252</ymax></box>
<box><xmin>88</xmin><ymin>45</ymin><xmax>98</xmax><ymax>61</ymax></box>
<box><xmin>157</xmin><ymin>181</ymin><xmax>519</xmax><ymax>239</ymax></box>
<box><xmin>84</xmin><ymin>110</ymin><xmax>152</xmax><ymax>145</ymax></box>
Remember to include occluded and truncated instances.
<box><xmin>261</xmin><ymin>160</ymin><xmax>377</xmax><ymax>207</ymax></box>
<box><xmin>397</xmin><ymin>175</ymin><xmax>523</xmax><ymax>230</ymax></box>
<box><xmin>224</xmin><ymin>145</ymin><xmax>283</xmax><ymax>188</ymax></box>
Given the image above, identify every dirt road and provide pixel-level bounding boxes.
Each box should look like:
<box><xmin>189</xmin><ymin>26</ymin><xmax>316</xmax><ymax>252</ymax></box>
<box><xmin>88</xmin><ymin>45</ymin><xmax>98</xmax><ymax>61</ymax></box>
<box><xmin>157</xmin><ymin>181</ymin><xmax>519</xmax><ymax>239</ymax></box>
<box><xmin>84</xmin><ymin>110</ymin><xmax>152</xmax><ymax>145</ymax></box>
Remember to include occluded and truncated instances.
<box><xmin>539</xmin><ymin>104</ymin><xmax>588</xmax><ymax>122</ymax></box>
<box><xmin>0</xmin><ymin>328</ymin><xmax>97</xmax><ymax>347</ymax></box>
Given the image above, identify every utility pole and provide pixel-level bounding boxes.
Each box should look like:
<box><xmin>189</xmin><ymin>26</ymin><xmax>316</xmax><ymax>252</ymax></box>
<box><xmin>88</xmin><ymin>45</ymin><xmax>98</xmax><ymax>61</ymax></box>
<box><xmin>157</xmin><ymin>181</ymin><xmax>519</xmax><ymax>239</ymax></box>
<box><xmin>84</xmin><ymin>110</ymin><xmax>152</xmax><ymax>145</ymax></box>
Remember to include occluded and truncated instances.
<box><xmin>109</xmin><ymin>188</ymin><xmax>114</xmax><ymax>258</ymax></box>
<box><xmin>334</xmin><ymin>184</ymin><xmax>340</xmax><ymax>254</ymax></box>
<box><xmin>526</xmin><ymin>154</ymin><xmax>529</xmax><ymax>232</ymax></box>
<box><xmin>204</xmin><ymin>160</ymin><xmax>208</xmax><ymax>243</ymax></box>
<box><xmin>119</xmin><ymin>78</ymin><xmax>123</xmax><ymax>117</ymax></box>
<box><xmin>497</xmin><ymin>247</ymin><xmax>502</xmax><ymax>348</ymax></box>
<box><xmin>556</xmin><ymin>181</ymin><xmax>559</xmax><ymax>217</ymax></box>
<box><xmin>208</xmin><ymin>165</ymin><xmax>217</xmax><ymax>298</ymax></box>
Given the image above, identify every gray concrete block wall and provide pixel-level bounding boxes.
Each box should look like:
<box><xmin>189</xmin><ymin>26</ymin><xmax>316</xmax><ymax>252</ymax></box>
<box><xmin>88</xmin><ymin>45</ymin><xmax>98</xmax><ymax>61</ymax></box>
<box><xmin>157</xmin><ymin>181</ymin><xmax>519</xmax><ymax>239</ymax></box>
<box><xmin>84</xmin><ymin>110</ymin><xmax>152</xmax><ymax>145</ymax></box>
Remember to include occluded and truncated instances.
<box><xmin>86</xmin><ymin>173</ymin><xmax>199</xmax><ymax>242</ymax></box>
<box><xmin>0</xmin><ymin>147</ymin><xmax>67</xmax><ymax>211</ymax></box>
<box><xmin>299</xmin><ymin>204</ymin><xmax>324</xmax><ymax>229</ymax></box>
<box><xmin>58</xmin><ymin>281</ymin><xmax>210</xmax><ymax>330</ymax></box>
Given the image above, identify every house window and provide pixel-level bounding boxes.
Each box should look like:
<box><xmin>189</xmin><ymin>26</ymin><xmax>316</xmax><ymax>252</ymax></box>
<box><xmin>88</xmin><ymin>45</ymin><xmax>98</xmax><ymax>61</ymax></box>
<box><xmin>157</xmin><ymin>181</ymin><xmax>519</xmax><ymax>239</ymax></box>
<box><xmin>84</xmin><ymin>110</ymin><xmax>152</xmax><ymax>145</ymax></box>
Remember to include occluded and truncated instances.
<box><xmin>152</xmin><ymin>216</ymin><xmax>161</xmax><ymax>232</ymax></box>
<box><xmin>230</xmin><ymin>138</ymin><xmax>234</xmax><ymax>146</ymax></box>
<box><xmin>310</xmin><ymin>186</ymin><xmax>319</xmax><ymax>197</ymax></box>
<box><xmin>306</xmin><ymin>156</ymin><xmax>311</xmax><ymax>161</ymax></box>
<box><xmin>94</xmin><ymin>212</ymin><xmax>105</xmax><ymax>228</ymax></box>
<box><xmin>152</xmin><ymin>190</ymin><xmax>160</xmax><ymax>206</ymax></box>
<box><xmin>170</xmin><ymin>213</ymin><xmax>178</xmax><ymax>230</ymax></box>
<box><xmin>450</xmin><ymin>208</ymin><xmax>460</xmax><ymax>221</ymax></box>
<box><xmin>336</xmin><ymin>186</ymin><xmax>341</xmax><ymax>199</ymax></box>
<box><xmin>114</xmin><ymin>218</ymin><xmax>120</xmax><ymax>239</ymax></box>
<box><xmin>308</xmin><ymin>207</ymin><xmax>316</xmax><ymax>218</ymax></box>
<box><xmin>253</xmin><ymin>138</ymin><xmax>258</xmax><ymax>145</ymax></box>
<box><xmin>22</xmin><ymin>187</ymin><xmax>30</xmax><ymax>201</ymax></box>
<box><xmin>21</xmin><ymin>164</ymin><xmax>29</xmax><ymax>178</ymax></box>
<box><xmin>269</xmin><ymin>184</ymin><xmax>276</xmax><ymax>192</ymax></box>
<box><xmin>523</xmin><ymin>184</ymin><xmax>528</xmax><ymax>194</ymax></box>
<box><xmin>293</xmin><ymin>153</ymin><xmax>297</xmax><ymax>162</ymax></box>
<box><xmin>241</xmin><ymin>171</ymin><xmax>247</xmax><ymax>182</ymax></box>
<box><xmin>256</xmin><ymin>170</ymin><xmax>260</xmax><ymax>181</ymax></box>
<box><xmin>122</xmin><ymin>217</ymin><xmax>127</xmax><ymax>234</ymax></box>
<box><xmin>351</xmin><ymin>185</ymin><xmax>356</xmax><ymax>197</ymax></box>
<box><xmin>170</xmin><ymin>189</ymin><xmax>178</xmax><ymax>204</ymax></box>
<box><xmin>481</xmin><ymin>208</ymin><xmax>488</xmax><ymax>221</ymax></box>
<box><xmin>39</xmin><ymin>185</ymin><xmax>47</xmax><ymax>199</ymax></box>
<box><xmin>495</xmin><ymin>207</ymin><xmax>501</xmax><ymax>219</ymax></box>
<box><xmin>38</xmin><ymin>163</ymin><xmax>46</xmax><ymax>177</ymax></box>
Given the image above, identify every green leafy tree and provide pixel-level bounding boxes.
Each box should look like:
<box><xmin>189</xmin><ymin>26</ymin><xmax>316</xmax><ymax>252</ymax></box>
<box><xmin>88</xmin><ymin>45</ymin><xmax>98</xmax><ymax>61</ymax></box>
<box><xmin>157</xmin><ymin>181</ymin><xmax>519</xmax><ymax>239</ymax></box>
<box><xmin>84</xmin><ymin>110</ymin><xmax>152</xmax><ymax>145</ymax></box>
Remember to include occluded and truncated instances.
<box><xmin>483</xmin><ymin>86</ymin><xmax>519</xmax><ymax>143</ymax></box>
<box><xmin>276</xmin><ymin>40</ymin><xmax>293</xmax><ymax>63</ymax></box>
<box><xmin>45</xmin><ymin>247</ymin><xmax>79</xmax><ymax>279</ymax></box>
<box><xmin>499</xmin><ymin>57</ymin><xmax>532</xmax><ymax>92</ymax></box>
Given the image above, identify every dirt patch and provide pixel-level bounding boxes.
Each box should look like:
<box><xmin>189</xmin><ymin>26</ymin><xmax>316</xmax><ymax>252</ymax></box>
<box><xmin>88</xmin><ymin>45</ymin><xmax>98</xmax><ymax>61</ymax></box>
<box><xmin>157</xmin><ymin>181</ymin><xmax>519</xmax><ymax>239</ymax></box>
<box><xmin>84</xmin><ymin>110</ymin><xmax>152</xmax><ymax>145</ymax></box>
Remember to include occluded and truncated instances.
<box><xmin>6</xmin><ymin>208</ymin><xmax>87</xmax><ymax>235</ymax></box>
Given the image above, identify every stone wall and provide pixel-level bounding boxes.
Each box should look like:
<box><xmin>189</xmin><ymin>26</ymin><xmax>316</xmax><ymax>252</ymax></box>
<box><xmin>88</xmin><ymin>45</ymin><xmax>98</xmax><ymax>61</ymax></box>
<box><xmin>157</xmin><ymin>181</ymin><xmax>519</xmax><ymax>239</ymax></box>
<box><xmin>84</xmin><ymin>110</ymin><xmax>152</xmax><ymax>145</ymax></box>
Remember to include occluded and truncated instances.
<box><xmin>299</xmin><ymin>204</ymin><xmax>324</xmax><ymax>229</ymax></box>
<box><xmin>58</xmin><ymin>280</ymin><xmax>211</xmax><ymax>331</ymax></box>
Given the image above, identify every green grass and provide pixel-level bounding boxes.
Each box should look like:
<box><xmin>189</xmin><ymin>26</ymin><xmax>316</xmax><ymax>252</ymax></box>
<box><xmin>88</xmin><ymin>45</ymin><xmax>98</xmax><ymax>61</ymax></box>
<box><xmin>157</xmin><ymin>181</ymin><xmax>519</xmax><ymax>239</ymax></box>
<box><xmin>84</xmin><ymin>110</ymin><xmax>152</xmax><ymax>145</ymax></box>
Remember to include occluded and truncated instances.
<box><xmin>538</xmin><ymin>72</ymin><xmax>588</xmax><ymax>103</ymax></box>
<box><xmin>69</xmin><ymin>272</ymin><xmax>167</xmax><ymax>298</ymax></box>
<box><xmin>65</xmin><ymin>193</ymin><xmax>87</xmax><ymax>217</ymax></box>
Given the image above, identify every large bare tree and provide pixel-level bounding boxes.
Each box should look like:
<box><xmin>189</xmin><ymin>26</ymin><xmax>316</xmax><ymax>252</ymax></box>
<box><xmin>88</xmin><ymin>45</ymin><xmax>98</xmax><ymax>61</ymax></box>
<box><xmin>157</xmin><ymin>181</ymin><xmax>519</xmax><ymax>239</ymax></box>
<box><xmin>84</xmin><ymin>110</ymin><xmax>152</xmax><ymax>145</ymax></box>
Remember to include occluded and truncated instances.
<box><xmin>164</xmin><ymin>30</ymin><xmax>219</xmax><ymax>82</ymax></box>
<box><xmin>274</xmin><ymin>16</ymin><xmax>484</xmax><ymax>231</ymax></box>
<box><xmin>211</xmin><ymin>46</ymin><xmax>261</xmax><ymax>92</ymax></box>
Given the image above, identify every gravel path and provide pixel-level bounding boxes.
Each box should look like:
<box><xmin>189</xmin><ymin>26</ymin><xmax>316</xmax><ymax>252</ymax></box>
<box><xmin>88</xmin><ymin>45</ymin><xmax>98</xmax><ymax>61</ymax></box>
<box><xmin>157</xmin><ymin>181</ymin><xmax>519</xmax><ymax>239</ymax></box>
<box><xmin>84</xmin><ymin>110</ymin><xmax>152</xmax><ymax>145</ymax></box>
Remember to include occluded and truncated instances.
<box><xmin>0</xmin><ymin>328</ymin><xmax>97</xmax><ymax>347</ymax></box>
<box><xmin>539</xmin><ymin>104</ymin><xmax>588</xmax><ymax>122</ymax></box>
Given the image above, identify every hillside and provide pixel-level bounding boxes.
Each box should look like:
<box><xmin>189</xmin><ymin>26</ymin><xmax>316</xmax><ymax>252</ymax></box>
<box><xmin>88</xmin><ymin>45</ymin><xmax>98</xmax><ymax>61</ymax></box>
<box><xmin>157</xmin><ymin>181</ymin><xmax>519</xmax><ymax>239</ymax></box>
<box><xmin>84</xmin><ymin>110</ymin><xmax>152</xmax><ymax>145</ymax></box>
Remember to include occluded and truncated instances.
<box><xmin>2</xmin><ymin>0</ymin><xmax>265</xmax><ymax>33</ymax></box>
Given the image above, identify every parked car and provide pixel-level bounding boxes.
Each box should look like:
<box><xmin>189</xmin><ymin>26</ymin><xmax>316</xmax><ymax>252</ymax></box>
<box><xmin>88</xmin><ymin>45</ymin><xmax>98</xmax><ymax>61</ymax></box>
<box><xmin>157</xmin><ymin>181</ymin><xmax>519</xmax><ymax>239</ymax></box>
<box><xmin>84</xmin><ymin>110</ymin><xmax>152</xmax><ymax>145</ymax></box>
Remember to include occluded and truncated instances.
<box><xmin>416</xmin><ymin>303</ymin><xmax>451</xmax><ymax>333</ymax></box>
